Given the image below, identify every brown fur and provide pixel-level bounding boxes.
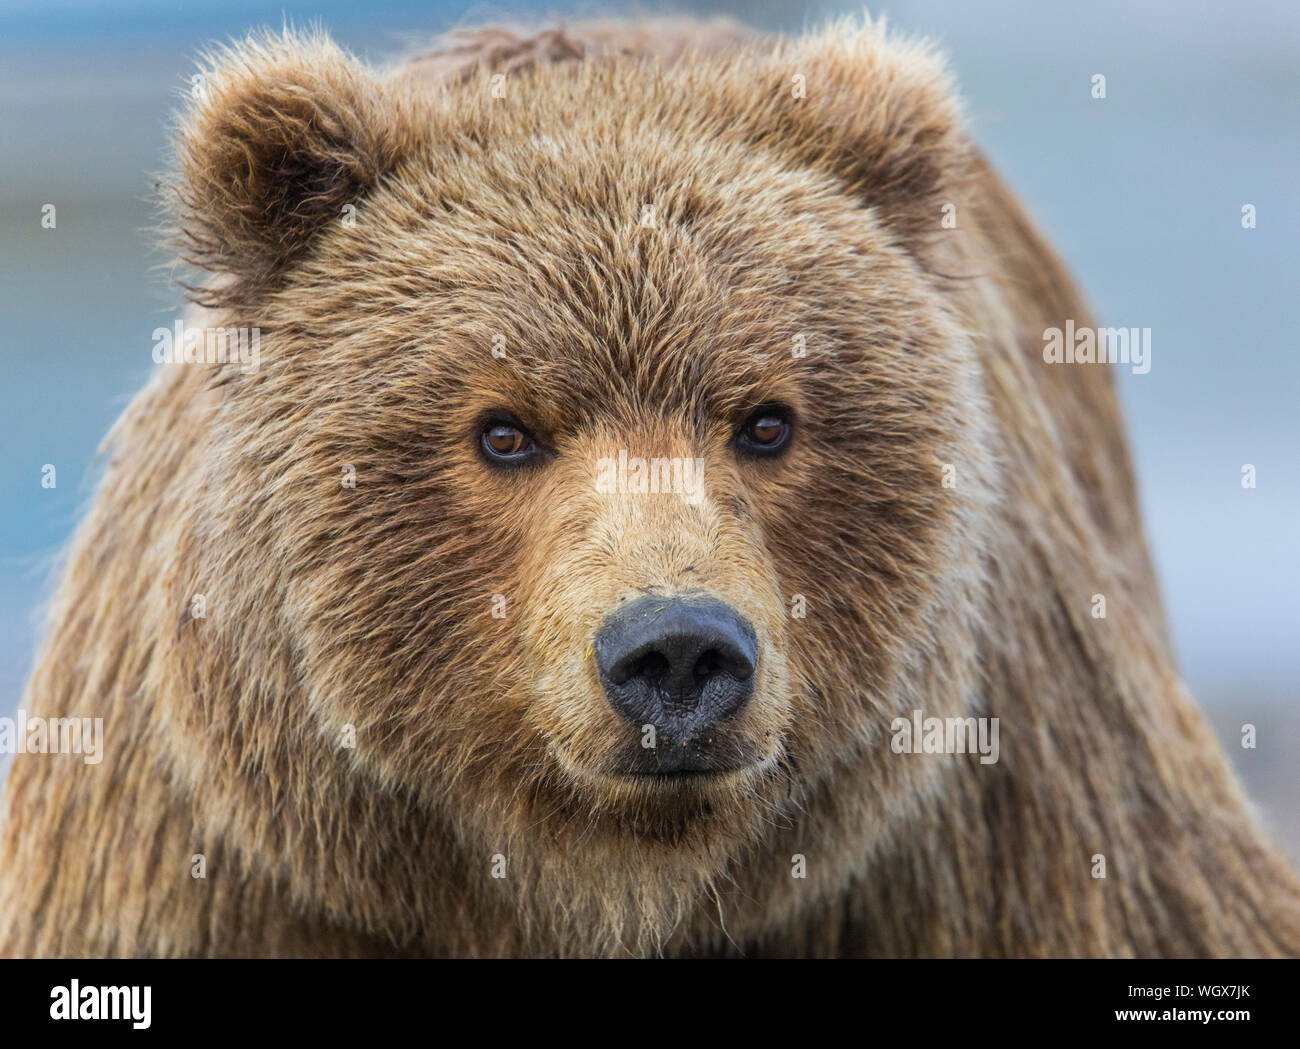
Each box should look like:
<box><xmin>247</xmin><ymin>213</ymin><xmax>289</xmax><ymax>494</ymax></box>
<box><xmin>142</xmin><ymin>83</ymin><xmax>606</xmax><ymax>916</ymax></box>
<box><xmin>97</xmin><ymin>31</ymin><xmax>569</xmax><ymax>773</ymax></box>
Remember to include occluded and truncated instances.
<box><xmin>2</xmin><ymin>16</ymin><xmax>1297</xmax><ymax>957</ymax></box>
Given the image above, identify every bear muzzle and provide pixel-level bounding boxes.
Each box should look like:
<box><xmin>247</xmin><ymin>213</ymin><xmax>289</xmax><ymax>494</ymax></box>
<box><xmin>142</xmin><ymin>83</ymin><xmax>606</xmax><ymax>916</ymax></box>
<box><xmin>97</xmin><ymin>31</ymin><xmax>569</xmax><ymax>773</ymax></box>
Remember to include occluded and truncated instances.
<box><xmin>593</xmin><ymin>593</ymin><xmax>758</xmax><ymax>775</ymax></box>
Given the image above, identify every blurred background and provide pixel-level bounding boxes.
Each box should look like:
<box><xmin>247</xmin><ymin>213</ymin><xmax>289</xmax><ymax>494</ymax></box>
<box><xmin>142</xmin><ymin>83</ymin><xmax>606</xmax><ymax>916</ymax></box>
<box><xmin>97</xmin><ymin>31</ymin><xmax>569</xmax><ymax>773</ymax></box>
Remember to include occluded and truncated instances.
<box><xmin>1</xmin><ymin>1</ymin><xmax>1296</xmax><ymax>854</ymax></box>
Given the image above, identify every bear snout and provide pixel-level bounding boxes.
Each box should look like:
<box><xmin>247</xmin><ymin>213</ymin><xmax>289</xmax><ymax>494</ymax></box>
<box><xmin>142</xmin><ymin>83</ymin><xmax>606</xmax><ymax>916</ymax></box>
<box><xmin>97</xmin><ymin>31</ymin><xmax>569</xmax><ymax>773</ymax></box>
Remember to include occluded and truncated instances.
<box><xmin>593</xmin><ymin>593</ymin><xmax>758</xmax><ymax>773</ymax></box>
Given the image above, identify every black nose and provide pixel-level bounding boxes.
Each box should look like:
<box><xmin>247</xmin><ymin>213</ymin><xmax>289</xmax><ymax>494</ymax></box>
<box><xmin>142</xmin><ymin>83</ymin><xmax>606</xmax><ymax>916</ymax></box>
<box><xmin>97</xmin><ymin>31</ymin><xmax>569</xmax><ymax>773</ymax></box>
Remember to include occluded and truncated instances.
<box><xmin>594</xmin><ymin>595</ymin><xmax>757</xmax><ymax>739</ymax></box>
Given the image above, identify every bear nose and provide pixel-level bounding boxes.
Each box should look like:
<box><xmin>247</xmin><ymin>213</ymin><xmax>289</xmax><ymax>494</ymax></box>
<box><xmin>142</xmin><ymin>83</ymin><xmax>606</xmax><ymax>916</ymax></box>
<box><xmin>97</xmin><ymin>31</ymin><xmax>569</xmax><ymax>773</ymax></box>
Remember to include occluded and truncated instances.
<box><xmin>594</xmin><ymin>595</ymin><xmax>757</xmax><ymax>736</ymax></box>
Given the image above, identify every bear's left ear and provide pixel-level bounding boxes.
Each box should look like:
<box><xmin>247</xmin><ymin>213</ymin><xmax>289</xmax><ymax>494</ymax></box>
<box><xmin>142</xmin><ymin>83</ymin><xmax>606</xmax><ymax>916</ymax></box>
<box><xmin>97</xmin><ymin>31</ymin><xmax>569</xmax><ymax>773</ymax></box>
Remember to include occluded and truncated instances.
<box><xmin>733</xmin><ymin>21</ymin><xmax>971</xmax><ymax>260</ymax></box>
<box><xmin>168</xmin><ymin>30</ymin><xmax>413</xmax><ymax>308</ymax></box>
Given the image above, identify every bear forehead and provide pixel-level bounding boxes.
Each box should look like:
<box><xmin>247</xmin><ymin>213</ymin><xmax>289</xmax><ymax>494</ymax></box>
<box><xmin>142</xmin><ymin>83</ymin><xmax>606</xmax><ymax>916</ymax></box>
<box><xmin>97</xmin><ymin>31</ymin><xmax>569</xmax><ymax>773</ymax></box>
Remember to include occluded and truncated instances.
<box><xmin>279</xmin><ymin>130</ymin><xmax>919</xmax><ymax>429</ymax></box>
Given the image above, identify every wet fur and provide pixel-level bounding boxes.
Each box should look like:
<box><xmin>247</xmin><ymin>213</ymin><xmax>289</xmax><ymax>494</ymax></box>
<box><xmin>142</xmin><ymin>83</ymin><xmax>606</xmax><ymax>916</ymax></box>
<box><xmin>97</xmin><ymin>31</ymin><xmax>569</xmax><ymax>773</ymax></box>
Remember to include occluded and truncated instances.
<box><xmin>2</xmin><ymin>17</ymin><xmax>1297</xmax><ymax>957</ymax></box>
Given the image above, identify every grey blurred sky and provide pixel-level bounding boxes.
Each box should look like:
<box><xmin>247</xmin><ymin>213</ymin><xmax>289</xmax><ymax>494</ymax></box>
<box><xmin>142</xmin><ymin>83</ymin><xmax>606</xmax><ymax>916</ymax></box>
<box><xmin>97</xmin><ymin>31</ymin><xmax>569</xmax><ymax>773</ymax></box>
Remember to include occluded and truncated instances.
<box><xmin>1</xmin><ymin>1</ymin><xmax>1296</xmax><ymax>843</ymax></box>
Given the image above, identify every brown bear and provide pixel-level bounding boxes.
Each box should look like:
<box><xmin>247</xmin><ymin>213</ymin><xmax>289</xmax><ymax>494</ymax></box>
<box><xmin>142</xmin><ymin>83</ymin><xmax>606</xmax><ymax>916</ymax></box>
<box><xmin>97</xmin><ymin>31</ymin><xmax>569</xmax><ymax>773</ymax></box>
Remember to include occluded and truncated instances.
<box><xmin>1</xmin><ymin>16</ymin><xmax>1297</xmax><ymax>958</ymax></box>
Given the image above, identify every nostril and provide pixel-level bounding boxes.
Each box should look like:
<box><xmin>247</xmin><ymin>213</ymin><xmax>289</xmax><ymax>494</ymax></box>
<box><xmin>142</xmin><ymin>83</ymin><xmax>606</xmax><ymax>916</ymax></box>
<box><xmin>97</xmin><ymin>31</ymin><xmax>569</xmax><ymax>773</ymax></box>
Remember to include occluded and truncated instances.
<box><xmin>693</xmin><ymin>648</ymin><xmax>724</xmax><ymax>682</ymax></box>
<box><xmin>695</xmin><ymin>644</ymin><xmax>755</xmax><ymax>683</ymax></box>
<box><xmin>629</xmin><ymin>650</ymin><xmax>670</xmax><ymax>684</ymax></box>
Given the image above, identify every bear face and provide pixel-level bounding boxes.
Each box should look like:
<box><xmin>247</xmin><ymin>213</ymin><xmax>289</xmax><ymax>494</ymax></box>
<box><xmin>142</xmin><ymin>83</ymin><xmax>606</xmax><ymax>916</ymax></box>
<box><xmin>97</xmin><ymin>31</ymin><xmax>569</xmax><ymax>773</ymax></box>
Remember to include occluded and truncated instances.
<box><xmin>150</xmin><ymin>27</ymin><xmax>1000</xmax><ymax>934</ymax></box>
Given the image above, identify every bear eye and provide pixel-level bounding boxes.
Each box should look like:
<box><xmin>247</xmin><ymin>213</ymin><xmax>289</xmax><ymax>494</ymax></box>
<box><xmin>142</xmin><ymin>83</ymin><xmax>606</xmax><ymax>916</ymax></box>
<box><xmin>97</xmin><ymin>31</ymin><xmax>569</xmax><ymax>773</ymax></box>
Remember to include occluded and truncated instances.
<box><xmin>480</xmin><ymin>418</ymin><xmax>537</xmax><ymax>464</ymax></box>
<box><xmin>734</xmin><ymin>405</ymin><xmax>793</xmax><ymax>458</ymax></box>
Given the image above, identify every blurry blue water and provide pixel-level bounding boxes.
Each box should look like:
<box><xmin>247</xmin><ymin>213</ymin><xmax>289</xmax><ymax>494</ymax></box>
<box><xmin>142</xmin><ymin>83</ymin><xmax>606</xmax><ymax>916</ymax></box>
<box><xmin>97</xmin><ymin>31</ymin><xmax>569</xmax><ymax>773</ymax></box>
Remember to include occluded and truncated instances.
<box><xmin>1</xmin><ymin>0</ymin><xmax>1296</xmax><ymax>845</ymax></box>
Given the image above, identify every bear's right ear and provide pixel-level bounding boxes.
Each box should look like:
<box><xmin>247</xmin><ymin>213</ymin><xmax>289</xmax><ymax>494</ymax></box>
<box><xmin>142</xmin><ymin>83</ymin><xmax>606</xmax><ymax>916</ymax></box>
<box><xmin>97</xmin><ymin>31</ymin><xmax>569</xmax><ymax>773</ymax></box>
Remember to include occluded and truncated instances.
<box><xmin>168</xmin><ymin>30</ymin><xmax>413</xmax><ymax>308</ymax></box>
